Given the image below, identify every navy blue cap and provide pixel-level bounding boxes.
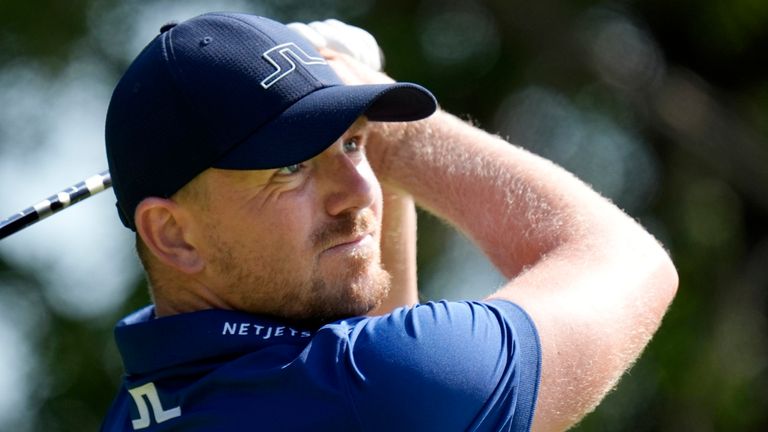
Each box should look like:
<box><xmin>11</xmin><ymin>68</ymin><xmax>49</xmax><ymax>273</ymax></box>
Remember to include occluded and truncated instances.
<box><xmin>106</xmin><ymin>12</ymin><xmax>437</xmax><ymax>230</ymax></box>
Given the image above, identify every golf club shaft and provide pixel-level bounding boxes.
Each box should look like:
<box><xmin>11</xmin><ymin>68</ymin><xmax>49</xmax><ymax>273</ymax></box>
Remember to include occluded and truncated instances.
<box><xmin>0</xmin><ymin>171</ymin><xmax>112</xmax><ymax>240</ymax></box>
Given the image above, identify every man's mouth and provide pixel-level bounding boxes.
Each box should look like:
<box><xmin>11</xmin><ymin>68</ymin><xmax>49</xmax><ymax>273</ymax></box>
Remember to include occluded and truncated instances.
<box><xmin>313</xmin><ymin>210</ymin><xmax>377</xmax><ymax>254</ymax></box>
<box><xmin>322</xmin><ymin>233</ymin><xmax>373</xmax><ymax>254</ymax></box>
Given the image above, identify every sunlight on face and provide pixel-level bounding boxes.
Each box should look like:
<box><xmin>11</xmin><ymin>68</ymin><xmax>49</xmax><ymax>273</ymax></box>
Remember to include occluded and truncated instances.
<box><xmin>184</xmin><ymin>118</ymin><xmax>390</xmax><ymax>324</ymax></box>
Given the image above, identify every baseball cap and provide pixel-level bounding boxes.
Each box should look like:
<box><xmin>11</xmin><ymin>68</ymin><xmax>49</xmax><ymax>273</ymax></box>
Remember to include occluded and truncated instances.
<box><xmin>106</xmin><ymin>12</ymin><xmax>437</xmax><ymax>230</ymax></box>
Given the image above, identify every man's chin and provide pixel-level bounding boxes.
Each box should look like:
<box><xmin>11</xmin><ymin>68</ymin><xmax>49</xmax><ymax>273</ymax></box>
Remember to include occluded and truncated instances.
<box><xmin>305</xmin><ymin>267</ymin><xmax>392</xmax><ymax>323</ymax></box>
<box><xmin>336</xmin><ymin>274</ymin><xmax>390</xmax><ymax>312</ymax></box>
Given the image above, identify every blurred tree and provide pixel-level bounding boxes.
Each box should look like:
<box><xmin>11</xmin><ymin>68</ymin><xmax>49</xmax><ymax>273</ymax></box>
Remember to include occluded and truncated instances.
<box><xmin>0</xmin><ymin>0</ymin><xmax>766</xmax><ymax>430</ymax></box>
<box><xmin>0</xmin><ymin>0</ymin><xmax>92</xmax><ymax>69</ymax></box>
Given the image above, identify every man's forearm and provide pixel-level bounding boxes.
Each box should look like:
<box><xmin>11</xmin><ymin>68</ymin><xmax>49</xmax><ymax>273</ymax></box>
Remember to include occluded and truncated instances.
<box><xmin>369</xmin><ymin>187</ymin><xmax>418</xmax><ymax>315</ymax></box>
<box><xmin>371</xmin><ymin>110</ymin><xmax>595</xmax><ymax>277</ymax></box>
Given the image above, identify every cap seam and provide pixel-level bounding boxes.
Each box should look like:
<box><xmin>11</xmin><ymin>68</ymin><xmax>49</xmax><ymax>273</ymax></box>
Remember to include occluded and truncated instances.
<box><xmin>156</xmin><ymin>26</ymin><xmax>224</xmax><ymax>202</ymax></box>
<box><xmin>161</xmin><ymin>27</ymin><xmax>217</xmax><ymax>154</ymax></box>
<box><xmin>114</xmin><ymin>30</ymin><xmax>211</xmax><ymax>228</ymax></box>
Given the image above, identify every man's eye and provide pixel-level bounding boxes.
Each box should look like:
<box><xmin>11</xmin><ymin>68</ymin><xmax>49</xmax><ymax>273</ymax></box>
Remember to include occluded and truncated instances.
<box><xmin>276</xmin><ymin>164</ymin><xmax>302</xmax><ymax>175</ymax></box>
<box><xmin>343</xmin><ymin>137</ymin><xmax>362</xmax><ymax>153</ymax></box>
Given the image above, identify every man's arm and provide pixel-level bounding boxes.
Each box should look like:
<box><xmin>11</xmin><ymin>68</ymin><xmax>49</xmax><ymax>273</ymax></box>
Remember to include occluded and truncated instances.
<box><xmin>372</xmin><ymin>111</ymin><xmax>678</xmax><ymax>431</ymax></box>
<box><xmin>368</xmin><ymin>186</ymin><xmax>418</xmax><ymax>315</ymax></box>
<box><xmin>324</xmin><ymin>50</ymin><xmax>677</xmax><ymax>430</ymax></box>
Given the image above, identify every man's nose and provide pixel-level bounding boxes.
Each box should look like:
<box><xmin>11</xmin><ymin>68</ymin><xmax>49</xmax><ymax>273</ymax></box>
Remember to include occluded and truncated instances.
<box><xmin>320</xmin><ymin>153</ymin><xmax>376</xmax><ymax>217</ymax></box>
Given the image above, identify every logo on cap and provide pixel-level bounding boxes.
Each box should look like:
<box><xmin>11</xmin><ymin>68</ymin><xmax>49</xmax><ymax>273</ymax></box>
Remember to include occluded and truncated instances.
<box><xmin>260</xmin><ymin>42</ymin><xmax>327</xmax><ymax>89</ymax></box>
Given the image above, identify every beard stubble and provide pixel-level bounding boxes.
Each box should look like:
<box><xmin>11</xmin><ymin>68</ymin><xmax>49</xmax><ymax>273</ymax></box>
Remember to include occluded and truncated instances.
<box><xmin>207</xmin><ymin>209</ymin><xmax>392</xmax><ymax>324</ymax></box>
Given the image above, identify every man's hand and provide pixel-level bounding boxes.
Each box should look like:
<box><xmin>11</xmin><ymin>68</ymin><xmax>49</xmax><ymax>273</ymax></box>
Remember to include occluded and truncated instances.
<box><xmin>287</xmin><ymin>19</ymin><xmax>384</xmax><ymax>71</ymax></box>
<box><xmin>287</xmin><ymin>19</ymin><xmax>391</xmax><ymax>84</ymax></box>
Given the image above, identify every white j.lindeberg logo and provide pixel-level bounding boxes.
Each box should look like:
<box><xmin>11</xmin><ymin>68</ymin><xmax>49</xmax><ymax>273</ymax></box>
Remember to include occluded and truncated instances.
<box><xmin>260</xmin><ymin>42</ymin><xmax>327</xmax><ymax>89</ymax></box>
<box><xmin>128</xmin><ymin>382</ymin><xmax>181</xmax><ymax>429</ymax></box>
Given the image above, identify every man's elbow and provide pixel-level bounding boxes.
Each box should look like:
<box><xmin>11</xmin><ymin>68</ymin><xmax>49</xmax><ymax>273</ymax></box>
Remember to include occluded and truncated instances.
<box><xmin>653</xmin><ymin>245</ymin><xmax>679</xmax><ymax>317</ymax></box>
<box><xmin>647</xmin><ymin>245</ymin><xmax>680</xmax><ymax>325</ymax></box>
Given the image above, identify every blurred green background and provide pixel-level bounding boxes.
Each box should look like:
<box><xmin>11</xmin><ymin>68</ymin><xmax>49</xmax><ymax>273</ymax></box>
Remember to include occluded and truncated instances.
<box><xmin>0</xmin><ymin>0</ymin><xmax>766</xmax><ymax>430</ymax></box>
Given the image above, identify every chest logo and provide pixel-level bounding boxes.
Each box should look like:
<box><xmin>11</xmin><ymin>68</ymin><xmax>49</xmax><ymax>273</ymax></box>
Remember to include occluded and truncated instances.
<box><xmin>128</xmin><ymin>382</ymin><xmax>181</xmax><ymax>429</ymax></box>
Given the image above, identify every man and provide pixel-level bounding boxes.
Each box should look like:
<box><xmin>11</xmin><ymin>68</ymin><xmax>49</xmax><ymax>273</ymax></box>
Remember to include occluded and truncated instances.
<box><xmin>102</xmin><ymin>12</ymin><xmax>678</xmax><ymax>432</ymax></box>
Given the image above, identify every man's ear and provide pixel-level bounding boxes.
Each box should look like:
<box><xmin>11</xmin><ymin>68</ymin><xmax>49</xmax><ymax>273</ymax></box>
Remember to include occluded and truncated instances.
<box><xmin>134</xmin><ymin>197</ymin><xmax>204</xmax><ymax>274</ymax></box>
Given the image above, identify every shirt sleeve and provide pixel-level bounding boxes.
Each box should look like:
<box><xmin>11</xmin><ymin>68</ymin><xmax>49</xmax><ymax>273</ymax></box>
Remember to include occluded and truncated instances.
<box><xmin>338</xmin><ymin>299</ymin><xmax>541</xmax><ymax>431</ymax></box>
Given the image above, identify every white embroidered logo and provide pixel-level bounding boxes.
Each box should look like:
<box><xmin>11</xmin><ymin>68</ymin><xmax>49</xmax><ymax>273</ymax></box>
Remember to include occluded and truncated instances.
<box><xmin>128</xmin><ymin>382</ymin><xmax>181</xmax><ymax>430</ymax></box>
<box><xmin>260</xmin><ymin>42</ymin><xmax>326</xmax><ymax>89</ymax></box>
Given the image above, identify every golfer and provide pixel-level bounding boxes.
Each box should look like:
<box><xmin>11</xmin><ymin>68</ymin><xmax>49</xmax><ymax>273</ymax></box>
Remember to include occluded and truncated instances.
<box><xmin>101</xmin><ymin>12</ymin><xmax>678</xmax><ymax>432</ymax></box>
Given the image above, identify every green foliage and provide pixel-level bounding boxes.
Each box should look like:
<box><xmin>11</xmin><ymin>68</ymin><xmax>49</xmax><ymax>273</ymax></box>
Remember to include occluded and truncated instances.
<box><xmin>1</xmin><ymin>0</ymin><xmax>766</xmax><ymax>430</ymax></box>
<box><xmin>0</xmin><ymin>0</ymin><xmax>93</xmax><ymax>69</ymax></box>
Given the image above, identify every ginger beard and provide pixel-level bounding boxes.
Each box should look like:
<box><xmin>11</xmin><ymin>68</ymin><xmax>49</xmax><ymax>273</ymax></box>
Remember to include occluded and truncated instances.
<box><xmin>204</xmin><ymin>208</ymin><xmax>391</xmax><ymax>324</ymax></box>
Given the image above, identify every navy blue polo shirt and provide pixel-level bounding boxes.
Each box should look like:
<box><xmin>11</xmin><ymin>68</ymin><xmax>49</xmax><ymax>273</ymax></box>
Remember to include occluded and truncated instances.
<box><xmin>101</xmin><ymin>300</ymin><xmax>541</xmax><ymax>431</ymax></box>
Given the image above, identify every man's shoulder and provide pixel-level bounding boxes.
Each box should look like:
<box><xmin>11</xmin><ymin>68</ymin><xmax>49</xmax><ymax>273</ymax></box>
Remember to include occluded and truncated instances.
<box><xmin>311</xmin><ymin>300</ymin><xmax>541</xmax><ymax>431</ymax></box>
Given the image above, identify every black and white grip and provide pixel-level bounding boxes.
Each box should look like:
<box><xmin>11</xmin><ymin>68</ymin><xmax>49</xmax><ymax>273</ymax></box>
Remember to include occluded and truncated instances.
<box><xmin>0</xmin><ymin>171</ymin><xmax>112</xmax><ymax>240</ymax></box>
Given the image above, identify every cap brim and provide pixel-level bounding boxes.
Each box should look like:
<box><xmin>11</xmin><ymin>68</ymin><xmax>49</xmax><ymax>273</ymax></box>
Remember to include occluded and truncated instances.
<box><xmin>213</xmin><ymin>82</ymin><xmax>436</xmax><ymax>170</ymax></box>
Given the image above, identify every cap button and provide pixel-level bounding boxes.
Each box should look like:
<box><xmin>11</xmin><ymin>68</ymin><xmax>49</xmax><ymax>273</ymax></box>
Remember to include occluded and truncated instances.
<box><xmin>159</xmin><ymin>21</ymin><xmax>178</xmax><ymax>33</ymax></box>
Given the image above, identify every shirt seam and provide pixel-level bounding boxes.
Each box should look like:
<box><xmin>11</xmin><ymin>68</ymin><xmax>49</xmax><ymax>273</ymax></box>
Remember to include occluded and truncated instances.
<box><xmin>339</xmin><ymin>333</ymin><xmax>368</xmax><ymax>430</ymax></box>
<box><xmin>487</xmin><ymin>299</ymin><xmax>542</xmax><ymax>431</ymax></box>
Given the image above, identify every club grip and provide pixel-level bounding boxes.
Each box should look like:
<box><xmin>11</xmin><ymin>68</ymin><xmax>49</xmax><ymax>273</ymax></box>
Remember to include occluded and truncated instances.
<box><xmin>0</xmin><ymin>171</ymin><xmax>112</xmax><ymax>240</ymax></box>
